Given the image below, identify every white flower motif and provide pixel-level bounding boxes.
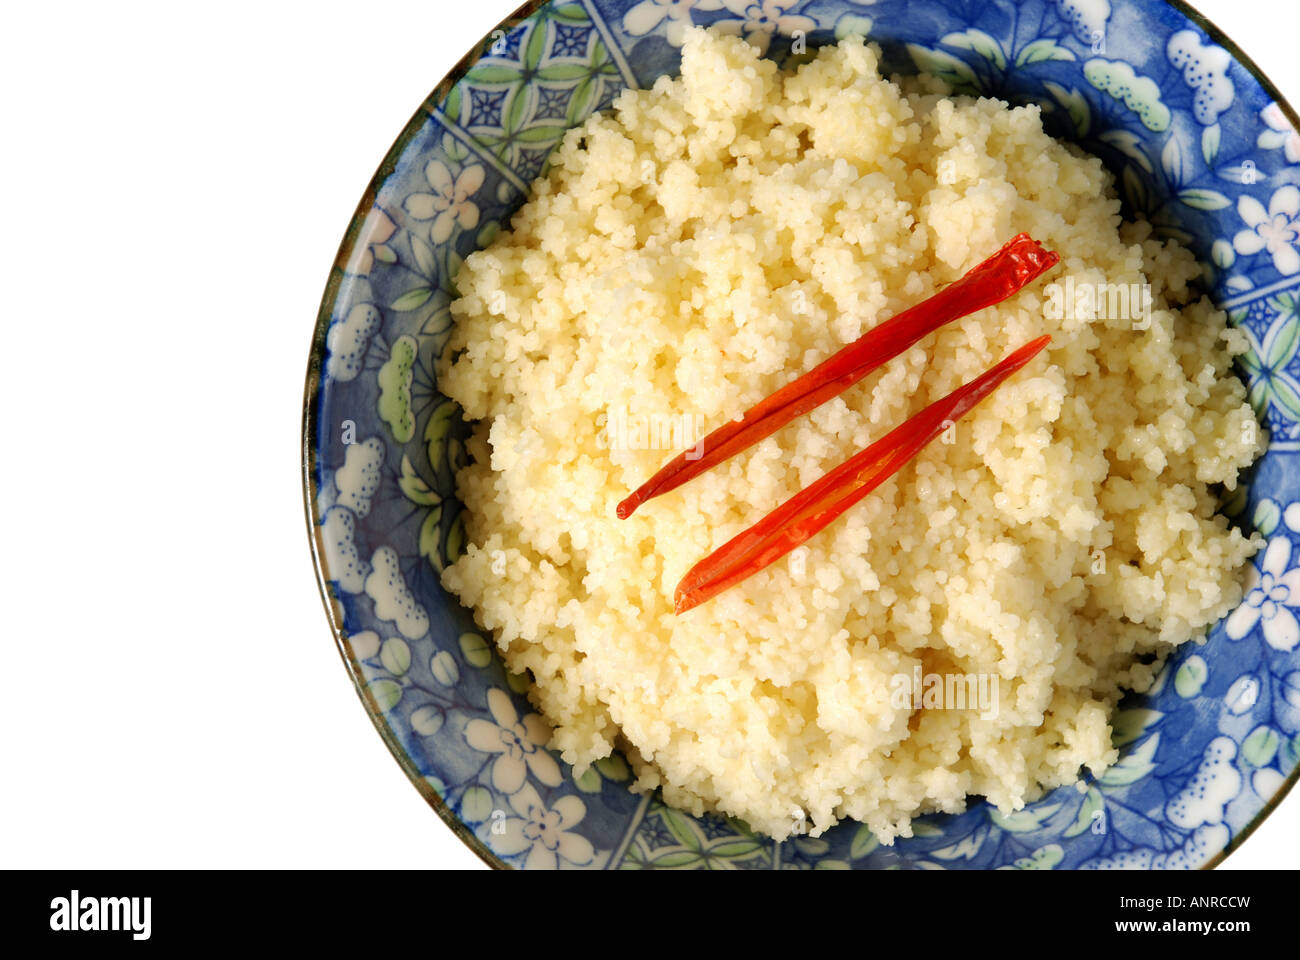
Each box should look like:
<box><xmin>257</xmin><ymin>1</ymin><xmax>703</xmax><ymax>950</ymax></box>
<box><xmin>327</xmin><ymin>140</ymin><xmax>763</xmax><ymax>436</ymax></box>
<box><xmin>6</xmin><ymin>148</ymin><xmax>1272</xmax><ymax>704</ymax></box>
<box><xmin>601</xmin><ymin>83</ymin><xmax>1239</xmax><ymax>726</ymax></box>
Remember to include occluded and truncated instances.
<box><xmin>404</xmin><ymin>160</ymin><xmax>484</xmax><ymax>244</ymax></box>
<box><xmin>714</xmin><ymin>0</ymin><xmax>818</xmax><ymax>54</ymax></box>
<box><xmin>464</xmin><ymin>687</ymin><xmax>562</xmax><ymax>793</ymax></box>
<box><xmin>623</xmin><ymin>0</ymin><xmax>724</xmax><ymax>45</ymax></box>
<box><xmin>352</xmin><ymin>207</ymin><xmax>397</xmax><ymax>276</ymax></box>
<box><xmin>1233</xmin><ymin>186</ymin><xmax>1300</xmax><ymax>276</ymax></box>
<box><xmin>493</xmin><ymin>783</ymin><xmax>595</xmax><ymax>869</ymax></box>
<box><xmin>1259</xmin><ymin>103</ymin><xmax>1300</xmax><ymax>165</ymax></box>
<box><xmin>1225</xmin><ymin>537</ymin><xmax>1300</xmax><ymax>651</ymax></box>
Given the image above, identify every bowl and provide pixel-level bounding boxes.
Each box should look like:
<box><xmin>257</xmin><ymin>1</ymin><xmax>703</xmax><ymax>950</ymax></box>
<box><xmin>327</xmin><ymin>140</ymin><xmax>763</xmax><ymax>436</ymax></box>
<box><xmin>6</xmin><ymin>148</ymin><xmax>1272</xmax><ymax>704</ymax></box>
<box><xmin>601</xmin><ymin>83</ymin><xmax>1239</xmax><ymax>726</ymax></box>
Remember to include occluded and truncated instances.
<box><xmin>303</xmin><ymin>0</ymin><xmax>1300</xmax><ymax>869</ymax></box>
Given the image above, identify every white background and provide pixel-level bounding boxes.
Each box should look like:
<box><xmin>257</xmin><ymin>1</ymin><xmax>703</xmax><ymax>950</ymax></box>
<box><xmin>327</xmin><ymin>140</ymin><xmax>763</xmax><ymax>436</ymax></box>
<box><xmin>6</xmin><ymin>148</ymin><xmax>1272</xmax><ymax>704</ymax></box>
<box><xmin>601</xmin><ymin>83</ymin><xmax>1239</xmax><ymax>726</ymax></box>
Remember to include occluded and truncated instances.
<box><xmin>1</xmin><ymin>0</ymin><xmax>1295</xmax><ymax>871</ymax></box>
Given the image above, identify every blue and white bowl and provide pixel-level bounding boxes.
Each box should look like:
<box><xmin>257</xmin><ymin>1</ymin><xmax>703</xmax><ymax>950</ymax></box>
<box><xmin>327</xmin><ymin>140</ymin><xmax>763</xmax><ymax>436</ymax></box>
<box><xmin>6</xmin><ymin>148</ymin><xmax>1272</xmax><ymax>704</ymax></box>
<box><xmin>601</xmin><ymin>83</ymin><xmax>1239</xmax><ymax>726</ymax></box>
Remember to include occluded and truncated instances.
<box><xmin>303</xmin><ymin>0</ymin><xmax>1300</xmax><ymax>869</ymax></box>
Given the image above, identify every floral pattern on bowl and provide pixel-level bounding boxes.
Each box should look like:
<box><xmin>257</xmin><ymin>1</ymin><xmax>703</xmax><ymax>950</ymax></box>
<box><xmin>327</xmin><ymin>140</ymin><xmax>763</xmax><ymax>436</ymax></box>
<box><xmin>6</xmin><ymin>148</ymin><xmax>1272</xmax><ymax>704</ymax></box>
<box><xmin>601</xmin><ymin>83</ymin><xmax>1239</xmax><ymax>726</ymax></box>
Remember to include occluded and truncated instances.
<box><xmin>304</xmin><ymin>0</ymin><xmax>1300</xmax><ymax>869</ymax></box>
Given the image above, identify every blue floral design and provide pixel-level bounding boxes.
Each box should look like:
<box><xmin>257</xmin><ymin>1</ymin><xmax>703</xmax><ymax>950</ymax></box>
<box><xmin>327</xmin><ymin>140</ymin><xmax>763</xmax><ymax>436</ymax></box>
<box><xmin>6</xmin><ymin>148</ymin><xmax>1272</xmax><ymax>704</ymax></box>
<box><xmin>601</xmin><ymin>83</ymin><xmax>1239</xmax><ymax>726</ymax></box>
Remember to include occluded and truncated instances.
<box><xmin>306</xmin><ymin>0</ymin><xmax>1300</xmax><ymax>868</ymax></box>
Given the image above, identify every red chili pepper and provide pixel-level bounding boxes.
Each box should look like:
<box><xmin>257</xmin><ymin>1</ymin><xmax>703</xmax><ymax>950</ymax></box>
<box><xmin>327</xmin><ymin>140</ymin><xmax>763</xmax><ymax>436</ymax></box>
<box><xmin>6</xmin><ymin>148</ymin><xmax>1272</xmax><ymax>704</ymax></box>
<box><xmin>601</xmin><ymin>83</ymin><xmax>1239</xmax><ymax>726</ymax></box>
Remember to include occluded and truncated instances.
<box><xmin>617</xmin><ymin>234</ymin><xmax>1059</xmax><ymax>519</ymax></box>
<box><xmin>673</xmin><ymin>335</ymin><xmax>1052</xmax><ymax>615</ymax></box>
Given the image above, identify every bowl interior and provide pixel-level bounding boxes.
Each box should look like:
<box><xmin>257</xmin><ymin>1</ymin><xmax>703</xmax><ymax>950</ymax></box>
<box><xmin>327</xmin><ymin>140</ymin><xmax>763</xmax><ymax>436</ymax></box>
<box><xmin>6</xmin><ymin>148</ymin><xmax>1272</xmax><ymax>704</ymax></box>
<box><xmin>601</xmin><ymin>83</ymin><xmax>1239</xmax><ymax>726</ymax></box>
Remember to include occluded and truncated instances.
<box><xmin>305</xmin><ymin>0</ymin><xmax>1300</xmax><ymax>869</ymax></box>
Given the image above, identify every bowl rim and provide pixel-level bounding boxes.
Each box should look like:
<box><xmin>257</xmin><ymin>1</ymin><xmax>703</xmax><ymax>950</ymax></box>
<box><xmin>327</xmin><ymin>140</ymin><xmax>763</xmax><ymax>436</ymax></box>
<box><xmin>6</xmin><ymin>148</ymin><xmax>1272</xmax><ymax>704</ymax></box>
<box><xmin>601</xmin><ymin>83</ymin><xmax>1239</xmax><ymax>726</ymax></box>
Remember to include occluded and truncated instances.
<box><xmin>302</xmin><ymin>0</ymin><xmax>1300</xmax><ymax>871</ymax></box>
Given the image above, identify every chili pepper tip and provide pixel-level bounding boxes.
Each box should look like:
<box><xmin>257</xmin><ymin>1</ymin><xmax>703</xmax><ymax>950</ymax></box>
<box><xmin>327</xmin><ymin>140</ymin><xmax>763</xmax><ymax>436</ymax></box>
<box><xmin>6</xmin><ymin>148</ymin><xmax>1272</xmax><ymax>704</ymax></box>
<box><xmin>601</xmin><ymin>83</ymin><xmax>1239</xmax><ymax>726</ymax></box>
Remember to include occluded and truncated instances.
<box><xmin>673</xmin><ymin>586</ymin><xmax>696</xmax><ymax>615</ymax></box>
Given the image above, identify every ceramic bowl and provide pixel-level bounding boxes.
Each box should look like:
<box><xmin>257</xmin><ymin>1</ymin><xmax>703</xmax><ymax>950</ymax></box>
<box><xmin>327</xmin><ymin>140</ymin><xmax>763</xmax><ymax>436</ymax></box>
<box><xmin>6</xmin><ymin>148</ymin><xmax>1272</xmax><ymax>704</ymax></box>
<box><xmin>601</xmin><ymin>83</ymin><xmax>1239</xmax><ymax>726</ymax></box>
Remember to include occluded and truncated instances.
<box><xmin>304</xmin><ymin>0</ymin><xmax>1300</xmax><ymax>869</ymax></box>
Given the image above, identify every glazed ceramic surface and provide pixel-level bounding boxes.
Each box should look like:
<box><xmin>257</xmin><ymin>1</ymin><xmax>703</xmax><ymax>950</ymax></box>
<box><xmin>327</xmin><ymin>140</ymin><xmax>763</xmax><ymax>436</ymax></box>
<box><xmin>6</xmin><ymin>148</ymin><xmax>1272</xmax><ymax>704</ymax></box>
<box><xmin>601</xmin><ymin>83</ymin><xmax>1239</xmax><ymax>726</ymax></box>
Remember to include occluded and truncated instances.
<box><xmin>305</xmin><ymin>0</ymin><xmax>1300</xmax><ymax>869</ymax></box>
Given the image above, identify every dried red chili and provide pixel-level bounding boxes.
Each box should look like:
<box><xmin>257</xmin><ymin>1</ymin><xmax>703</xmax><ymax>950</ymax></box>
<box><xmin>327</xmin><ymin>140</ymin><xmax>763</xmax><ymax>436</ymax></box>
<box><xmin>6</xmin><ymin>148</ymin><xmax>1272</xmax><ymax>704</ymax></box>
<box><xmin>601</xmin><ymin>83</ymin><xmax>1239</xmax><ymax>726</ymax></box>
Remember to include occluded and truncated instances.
<box><xmin>673</xmin><ymin>335</ymin><xmax>1052</xmax><ymax>614</ymax></box>
<box><xmin>617</xmin><ymin>234</ymin><xmax>1059</xmax><ymax>519</ymax></box>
